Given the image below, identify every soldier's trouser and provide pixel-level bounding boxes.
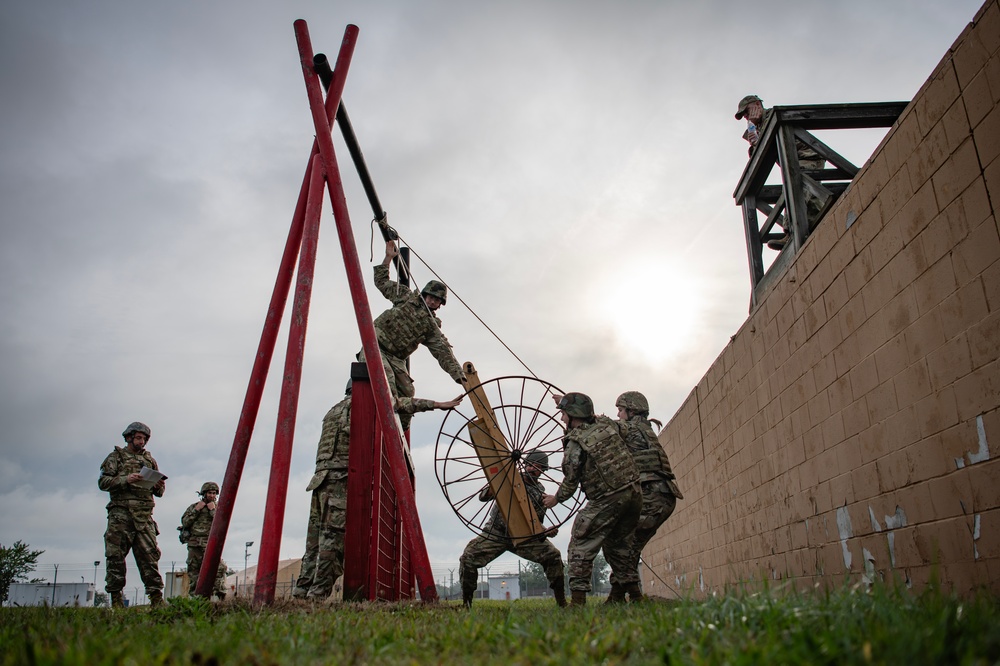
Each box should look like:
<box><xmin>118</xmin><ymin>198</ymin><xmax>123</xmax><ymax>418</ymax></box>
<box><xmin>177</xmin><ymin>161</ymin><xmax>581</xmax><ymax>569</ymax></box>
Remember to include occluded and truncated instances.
<box><xmin>567</xmin><ymin>486</ymin><xmax>641</xmax><ymax>592</ymax></box>
<box><xmin>611</xmin><ymin>481</ymin><xmax>677</xmax><ymax>586</ymax></box>
<box><xmin>187</xmin><ymin>544</ymin><xmax>205</xmax><ymax>596</ymax></box>
<box><xmin>293</xmin><ymin>475</ymin><xmax>347</xmax><ymax>599</ymax></box>
<box><xmin>185</xmin><ymin>545</ymin><xmax>226</xmax><ymax>597</ymax></box>
<box><xmin>460</xmin><ymin>534</ymin><xmax>564</xmax><ymax>594</ymax></box>
<box><xmin>104</xmin><ymin>506</ymin><xmax>163</xmax><ymax>595</ymax></box>
<box><xmin>357</xmin><ymin>349</ymin><xmax>415</xmax><ymax>430</ymax></box>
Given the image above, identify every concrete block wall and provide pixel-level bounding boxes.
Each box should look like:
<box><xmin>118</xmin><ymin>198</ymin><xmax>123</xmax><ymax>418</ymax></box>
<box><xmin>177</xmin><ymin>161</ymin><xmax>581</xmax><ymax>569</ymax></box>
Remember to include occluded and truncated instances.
<box><xmin>643</xmin><ymin>0</ymin><xmax>1000</xmax><ymax>598</ymax></box>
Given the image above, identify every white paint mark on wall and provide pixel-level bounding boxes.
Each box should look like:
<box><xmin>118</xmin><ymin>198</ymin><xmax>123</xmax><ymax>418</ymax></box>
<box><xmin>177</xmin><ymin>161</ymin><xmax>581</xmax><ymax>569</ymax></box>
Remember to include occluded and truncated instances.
<box><xmin>837</xmin><ymin>506</ymin><xmax>854</xmax><ymax>570</ymax></box>
<box><xmin>862</xmin><ymin>548</ymin><xmax>878</xmax><ymax>586</ymax></box>
<box><xmin>885</xmin><ymin>507</ymin><xmax>907</xmax><ymax>529</ymax></box>
<box><xmin>970</xmin><ymin>415</ymin><xmax>990</xmax><ymax>464</ymax></box>
<box><xmin>884</xmin><ymin>506</ymin><xmax>907</xmax><ymax>568</ymax></box>
<box><xmin>869</xmin><ymin>506</ymin><xmax>882</xmax><ymax>532</ymax></box>
<box><xmin>699</xmin><ymin>567</ymin><xmax>705</xmax><ymax>593</ymax></box>
<box><xmin>974</xmin><ymin>514</ymin><xmax>981</xmax><ymax>560</ymax></box>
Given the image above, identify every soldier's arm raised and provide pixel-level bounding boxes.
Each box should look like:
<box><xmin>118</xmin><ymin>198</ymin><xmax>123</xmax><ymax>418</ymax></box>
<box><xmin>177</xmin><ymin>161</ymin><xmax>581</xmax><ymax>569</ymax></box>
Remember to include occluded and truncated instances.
<box><xmin>424</xmin><ymin>328</ymin><xmax>465</xmax><ymax>384</ymax></box>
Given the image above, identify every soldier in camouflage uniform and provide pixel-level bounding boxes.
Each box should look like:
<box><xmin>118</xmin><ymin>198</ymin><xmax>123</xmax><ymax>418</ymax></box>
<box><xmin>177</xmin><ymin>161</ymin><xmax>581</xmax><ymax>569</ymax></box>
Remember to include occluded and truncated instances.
<box><xmin>180</xmin><ymin>481</ymin><xmax>228</xmax><ymax>599</ymax></box>
<box><xmin>357</xmin><ymin>241</ymin><xmax>465</xmax><ymax>431</ymax></box>
<box><xmin>459</xmin><ymin>451</ymin><xmax>566</xmax><ymax>608</ymax></box>
<box><xmin>98</xmin><ymin>421</ymin><xmax>166</xmax><ymax>608</ymax></box>
<box><xmin>543</xmin><ymin>393</ymin><xmax>641</xmax><ymax>606</ymax></box>
<box><xmin>292</xmin><ymin>382</ymin><xmax>462</xmax><ymax>600</ymax></box>
<box><xmin>736</xmin><ymin>94</ymin><xmax>832</xmax><ymax>250</ymax></box>
<box><xmin>609</xmin><ymin>391</ymin><xmax>683</xmax><ymax>603</ymax></box>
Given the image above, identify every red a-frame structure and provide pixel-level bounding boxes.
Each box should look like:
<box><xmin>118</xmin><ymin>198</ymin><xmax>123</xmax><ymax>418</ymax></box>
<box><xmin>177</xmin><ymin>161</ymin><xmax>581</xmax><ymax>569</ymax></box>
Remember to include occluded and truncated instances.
<box><xmin>193</xmin><ymin>21</ymin><xmax>437</xmax><ymax>604</ymax></box>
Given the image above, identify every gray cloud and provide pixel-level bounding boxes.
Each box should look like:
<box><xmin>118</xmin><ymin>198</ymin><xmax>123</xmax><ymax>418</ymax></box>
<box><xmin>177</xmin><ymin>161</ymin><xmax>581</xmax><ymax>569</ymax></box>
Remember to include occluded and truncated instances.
<box><xmin>0</xmin><ymin>0</ymin><xmax>982</xmax><ymax>584</ymax></box>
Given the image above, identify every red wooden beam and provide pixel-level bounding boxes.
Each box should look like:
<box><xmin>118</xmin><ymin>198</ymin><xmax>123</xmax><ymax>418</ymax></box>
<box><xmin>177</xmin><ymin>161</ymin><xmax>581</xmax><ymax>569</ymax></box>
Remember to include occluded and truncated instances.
<box><xmin>294</xmin><ymin>19</ymin><xmax>439</xmax><ymax>602</ymax></box>
<box><xmin>197</xmin><ymin>22</ymin><xmax>358</xmax><ymax>601</ymax></box>
<box><xmin>253</xmin><ymin>151</ymin><xmax>325</xmax><ymax>604</ymax></box>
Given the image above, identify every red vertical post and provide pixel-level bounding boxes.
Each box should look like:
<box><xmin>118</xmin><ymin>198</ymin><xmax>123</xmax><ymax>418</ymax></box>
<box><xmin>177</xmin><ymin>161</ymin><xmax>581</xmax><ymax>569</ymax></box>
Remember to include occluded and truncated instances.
<box><xmin>253</xmin><ymin>152</ymin><xmax>325</xmax><ymax>604</ymax></box>
<box><xmin>343</xmin><ymin>365</ymin><xmax>375</xmax><ymax>600</ymax></box>
<box><xmin>196</xmin><ymin>143</ymin><xmax>310</xmax><ymax>599</ymax></box>
<box><xmin>196</xmin><ymin>22</ymin><xmax>358</xmax><ymax>600</ymax></box>
<box><xmin>295</xmin><ymin>20</ymin><xmax>439</xmax><ymax>602</ymax></box>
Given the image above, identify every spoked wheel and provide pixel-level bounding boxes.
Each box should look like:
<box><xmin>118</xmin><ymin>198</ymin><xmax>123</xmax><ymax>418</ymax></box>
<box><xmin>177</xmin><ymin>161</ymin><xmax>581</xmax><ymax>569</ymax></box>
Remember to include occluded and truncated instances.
<box><xmin>434</xmin><ymin>375</ymin><xmax>583</xmax><ymax>542</ymax></box>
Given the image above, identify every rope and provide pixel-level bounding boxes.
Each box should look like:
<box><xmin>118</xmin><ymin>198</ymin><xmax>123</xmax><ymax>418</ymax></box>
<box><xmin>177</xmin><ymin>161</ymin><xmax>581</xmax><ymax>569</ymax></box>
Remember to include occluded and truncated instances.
<box><xmin>372</xmin><ymin>219</ymin><xmax>684</xmax><ymax>601</ymax></box>
<box><xmin>640</xmin><ymin>557</ymin><xmax>682</xmax><ymax>599</ymax></box>
<box><xmin>372</xmin><ymin>217</ymin><xmax>554</xmax><ymax>396</ymax></box>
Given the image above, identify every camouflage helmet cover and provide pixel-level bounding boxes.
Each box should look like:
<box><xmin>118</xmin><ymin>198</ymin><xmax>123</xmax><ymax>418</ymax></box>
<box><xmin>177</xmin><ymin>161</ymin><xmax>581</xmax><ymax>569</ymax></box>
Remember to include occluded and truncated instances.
<box><xmin>735</xmin><ymin>94</ymin><xmax>763</xmax><ymax>119</ymax></box>
<box><xmin>524</xmin><ymin>450</ymin><xmax>549</xmax><ymax>471</ymax></box>
<box><xmin>556</xmin><ymin>392</ymin><xmax>595</xmax><ymax>419</ymax></box>
<box><xmin>421</xmin><ymin>280</ymin><xmax>448</xmax><ymax>304</ymax></box>
<box><xmin>200</xmin><ymin>482</ymin><xmax>220</xmax><ymax>495</ymax></box>
<box><xmin>122</xmin><ymin>421</ymin><xmax>151</xmax><ymax>440</ymax></box>
<box><xmin>616</xmin><ymin>391</ymin><xmax>649</xmax><ymax>414</ymax></box>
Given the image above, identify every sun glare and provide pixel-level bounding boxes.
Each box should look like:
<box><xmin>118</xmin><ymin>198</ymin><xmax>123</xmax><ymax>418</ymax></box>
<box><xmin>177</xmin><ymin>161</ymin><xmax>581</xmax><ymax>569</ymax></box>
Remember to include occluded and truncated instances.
<box><xmin>595</xmin><ymin>261</ymin><xmax>702</xmax><ymax>365</ymax></box>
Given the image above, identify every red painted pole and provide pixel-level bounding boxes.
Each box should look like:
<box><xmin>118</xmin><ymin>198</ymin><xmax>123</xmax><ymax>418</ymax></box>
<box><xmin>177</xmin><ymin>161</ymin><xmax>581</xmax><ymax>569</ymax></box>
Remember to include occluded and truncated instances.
<box><xmin>253</xmin><ymin>151</ymin><xmax>325</xmax><ymax>604</ymax></box>
<box><xmin>196</xmin><ymin>21</ymin><xmax>358</xmax><ymax>601</ymax></box>
<box><xmin>294</xmin><ymin>20</ymin><xmax>439</xmax><ymax>602</ymax></box>
<box><xmin>196</xmin><ymin>140</ymin><xmax>310</xmax><ymax>599</ymax></box>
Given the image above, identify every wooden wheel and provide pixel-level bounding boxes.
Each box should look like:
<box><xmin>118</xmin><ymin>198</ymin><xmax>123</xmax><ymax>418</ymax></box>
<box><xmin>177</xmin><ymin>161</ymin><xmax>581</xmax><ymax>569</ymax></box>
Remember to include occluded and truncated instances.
<box><xmin>434</xmin><ymin>374</ymin><xmax>583</xmax><ymax>542</ymax></box>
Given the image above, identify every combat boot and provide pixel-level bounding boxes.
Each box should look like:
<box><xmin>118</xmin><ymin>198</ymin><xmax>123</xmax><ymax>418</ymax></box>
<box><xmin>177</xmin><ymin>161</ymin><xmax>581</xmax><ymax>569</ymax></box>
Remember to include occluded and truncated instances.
<box><xmin>551</xmin><ymin>579</ymin><xmax>567</xmax><ymax>608</ymax></box>
<box><xmin>148</xmin><ymin>590</ymin><xmax>165</xmax><ymax>608</ymax></box>
<box><xmin>625</xmin><ymin>582</ymin><xmax>644</xmax><ymax>603</ymax></box>
<box><xmin>570</xmin><ymin>590</ymin><xmax>588</xmax><ymax>607</ymax></box>
<box><xmin>110</xmin><ymin>592</ymin><xmax>125</xmax><ymax>609</ymax></box>
<box><xmin>604</xmin><ymin>582</ymin><xmax>626</xmax><ymax>604</ymax></box>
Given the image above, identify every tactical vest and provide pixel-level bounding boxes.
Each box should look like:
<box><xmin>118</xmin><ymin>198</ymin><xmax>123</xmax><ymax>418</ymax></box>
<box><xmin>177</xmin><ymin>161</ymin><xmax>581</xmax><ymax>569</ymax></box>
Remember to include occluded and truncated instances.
<box><xmin>622</xmin><ymin>417</ymin><xmax>678</xmax><ymax>483</ymax></box>
<box><xmin>183</xmin><ymin>502</ymin><xmax>216</xmax><ymax>547</ymax></box>
<box><xmin>373</xmin><ymin>295</ymin><xmax>440</xmax><ymax>359</ymax></box>
<box><xmin>105</xmin><ymin>446</ymin><xmax>158</xmax><ymax>509</ymax></box>
<box><xmin>574</xmin><ymin>418</ymin><xmax>638</xmax><ymax>500</ymax></box>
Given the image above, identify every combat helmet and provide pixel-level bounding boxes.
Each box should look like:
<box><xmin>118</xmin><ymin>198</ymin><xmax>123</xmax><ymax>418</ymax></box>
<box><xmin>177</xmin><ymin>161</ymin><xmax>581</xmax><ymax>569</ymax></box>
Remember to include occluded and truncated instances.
<box><xmin>556</xmin><ymin>392</ymin><xmax>595</xmax><ymax>419</ymax></box>
<box><xmin>421</xmin><ymin>280</ymin><xmax>448</xmax><ymax>305</ymax></box>
<box><xmin>122</xmin><ymin>421</ymin><xmax>151</xmax><ymax>441</ymax></box>
<box><xmin>200</xmin><ymin>482</ymin><xmax>220</xmax><ymax>496</ymax></box>
<box><xmin>615</xmin><ymin>391</ymin><xmax>649</xmax><ymax>414</ymax></box>
<box><xmin>524</xmin><ymin>450</ymin><xmax>549</xmax><ymax>472</ymax></box>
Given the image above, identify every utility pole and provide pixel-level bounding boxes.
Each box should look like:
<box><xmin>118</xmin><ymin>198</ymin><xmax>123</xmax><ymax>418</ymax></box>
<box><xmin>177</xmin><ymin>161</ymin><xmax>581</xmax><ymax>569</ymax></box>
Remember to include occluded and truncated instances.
<box><xmin>51</xmin><ymin>564</ymin><xmax>58</xmax><ymax>606</ymax></box>
<box><xmin>244</xmin><ymin>541</ymin><xmax>254</xmax><ymax>597</ymax></box>
<box><xmin>93</xmin><ymin>560</ymin><xmax>100</xmax><ymax>606</ymax></box>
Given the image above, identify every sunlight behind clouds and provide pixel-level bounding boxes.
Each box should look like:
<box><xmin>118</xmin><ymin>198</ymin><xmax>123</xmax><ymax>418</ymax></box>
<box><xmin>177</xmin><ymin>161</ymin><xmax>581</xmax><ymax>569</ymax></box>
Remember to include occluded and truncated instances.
<box><xmin>594</xmin><ymin>258</ymin><xmax>702</xmax><ymax>366</ymax></box>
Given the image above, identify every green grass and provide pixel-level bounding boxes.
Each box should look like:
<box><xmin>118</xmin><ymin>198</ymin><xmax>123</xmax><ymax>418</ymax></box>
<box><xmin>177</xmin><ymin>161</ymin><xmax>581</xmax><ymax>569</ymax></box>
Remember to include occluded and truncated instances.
<box><xmin>2</xmin><ymin>583</ymin><xmax>999</xmax><ymax>665</ymax></box>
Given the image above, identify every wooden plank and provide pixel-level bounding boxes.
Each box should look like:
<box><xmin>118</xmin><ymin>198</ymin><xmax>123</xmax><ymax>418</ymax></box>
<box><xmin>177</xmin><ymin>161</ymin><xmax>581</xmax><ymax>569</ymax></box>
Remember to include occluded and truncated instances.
<box><xmin>462</xmin><ymin>363</ymin><xmax>544</xmax><ymax>545</ymax></box>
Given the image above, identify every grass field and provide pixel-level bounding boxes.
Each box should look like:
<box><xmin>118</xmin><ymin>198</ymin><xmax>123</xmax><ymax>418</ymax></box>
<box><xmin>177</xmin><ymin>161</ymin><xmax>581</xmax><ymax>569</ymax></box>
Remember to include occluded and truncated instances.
<box><xmin>2</xmin><ymin>583</ymin><xmax>999</xmax><ymax>665</ymax></box>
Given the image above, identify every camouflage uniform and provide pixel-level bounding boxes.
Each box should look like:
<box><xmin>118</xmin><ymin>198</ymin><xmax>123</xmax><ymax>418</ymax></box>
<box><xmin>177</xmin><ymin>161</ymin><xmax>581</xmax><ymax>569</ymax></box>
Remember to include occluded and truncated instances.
<box><xmin>739</xmin><ymin>101</ymin><xmax>832</xmax><ymax>236</ymax></box>
<box><xmin>357</xmin><ymin>265</ymin><xmax>463</xmax><ymax>431</ymax></box>
<box><xmin>459</xmin><ymin>472</ymin><xmax>564</xmax><ymax>601</ymax></box>
<box><xmin>181</xmin><ymin>489</ymin><xmax>226</xmax><ymax>598</ymax></box>
<box><xmin>614</xmin><ymin>415</ymin><xmax>682</xmax><ymax>588</ymax></box>
<box><xmin>99</xmin><ymin>445</ymin><xmax>164</xmax><ymax>599</ymax></box>
<box><xmin>293</xmin><ymin>393</ymin><xmax>439</xmax><ymax>600</ymax></box>
<box><xmin>554</xmin><ymin>416</ymin><xmax>641</xmax><ymax>592</ymax></box>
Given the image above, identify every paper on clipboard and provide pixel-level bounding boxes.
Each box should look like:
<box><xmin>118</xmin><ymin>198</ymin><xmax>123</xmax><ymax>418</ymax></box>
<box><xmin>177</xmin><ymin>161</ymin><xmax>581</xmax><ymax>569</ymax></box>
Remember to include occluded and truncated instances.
<box><xmin>134</xmin><ymin>466</ymin><xmax>167</xmax><ymax>490</ymax></box>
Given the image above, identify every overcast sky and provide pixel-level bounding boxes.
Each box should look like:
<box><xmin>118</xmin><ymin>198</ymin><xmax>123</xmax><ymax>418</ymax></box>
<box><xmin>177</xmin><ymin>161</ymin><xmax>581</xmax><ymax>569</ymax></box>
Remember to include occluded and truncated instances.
<box><xmin>0</xmin><ymin>0</ymin><xmax>984</xmax><ymax>596</ymax></box>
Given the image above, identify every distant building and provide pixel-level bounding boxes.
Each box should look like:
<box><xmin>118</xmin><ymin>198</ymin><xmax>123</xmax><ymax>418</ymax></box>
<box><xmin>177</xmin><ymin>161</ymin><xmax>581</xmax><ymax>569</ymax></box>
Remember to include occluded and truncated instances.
<box><xmin>227</xmin><ymin>559</ymin><xmax>303</xmax><ymax>599</ymax></box>
<box><xmin>487</xmin><ymin>574</ymin><xmax>520</xmax><ymax>601</ymax></box>
<box><xmin>5</xmin><ymin>583</ymin><xmax>94</xmax><ymax>607</ymax></box>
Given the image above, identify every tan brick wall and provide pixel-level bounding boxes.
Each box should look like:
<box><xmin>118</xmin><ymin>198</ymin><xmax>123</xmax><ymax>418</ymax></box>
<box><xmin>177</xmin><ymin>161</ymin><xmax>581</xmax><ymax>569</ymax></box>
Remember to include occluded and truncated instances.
<box><xmin>644</xmin><ymin>0</ymin><xmax>1000</xmax><ymax>598</ymax></box>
